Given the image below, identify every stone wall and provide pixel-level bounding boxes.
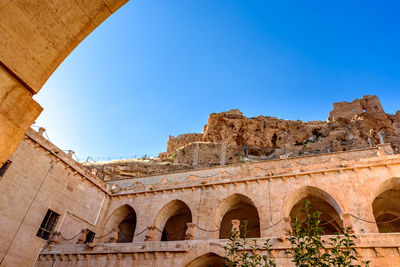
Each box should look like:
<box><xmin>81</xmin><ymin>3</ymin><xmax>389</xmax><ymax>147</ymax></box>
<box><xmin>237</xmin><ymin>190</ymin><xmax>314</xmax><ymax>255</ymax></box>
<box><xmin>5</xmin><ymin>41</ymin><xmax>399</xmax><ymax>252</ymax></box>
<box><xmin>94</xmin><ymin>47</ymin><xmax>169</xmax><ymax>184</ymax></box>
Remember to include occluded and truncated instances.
<box><xmin>3</xmin><ymin>126</ymin><xmax>400</xmax><ymax>266</ymax></box>
<box><xmin>89</xmin><ymin>158</ymin><xmax>193</xmax><ymax>181</ymax></box>
<box><xmin>166</xmin><ymin>133</ymin><xmax>203</xmax><ymax>154</ymax></box>
<box><xmin>37</xmin><ymin>143</ymin><xmax>400</xmax><ymax>266</ymax></box>
<box><xmin>37</xmin><ymin>235</ymin><xmax>400</xmax><ymax>267</ymax></box>
<box><xmin>172</xmin><ymin>142</ymin><xmax>241</xmax><ymax>167</ymax></box>
<box><xmin>0</xmin><ymin>128</ymin><xmax>110</xmax><ymax>267</ymax></box>
<box><xmin>329</xmin><ymin>95</ymin><xmax>387</xmax><ymax>121</ymax></box>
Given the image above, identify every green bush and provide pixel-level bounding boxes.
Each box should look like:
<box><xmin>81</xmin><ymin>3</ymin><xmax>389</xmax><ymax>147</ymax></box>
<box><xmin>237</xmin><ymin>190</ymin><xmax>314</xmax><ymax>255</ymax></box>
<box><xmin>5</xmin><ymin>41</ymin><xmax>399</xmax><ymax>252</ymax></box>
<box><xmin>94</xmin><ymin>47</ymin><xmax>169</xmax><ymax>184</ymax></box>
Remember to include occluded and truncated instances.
<box><xmin>223</xmin><ymin>201</ymin><xmax>370</xmax><ymax>267</ymax></box>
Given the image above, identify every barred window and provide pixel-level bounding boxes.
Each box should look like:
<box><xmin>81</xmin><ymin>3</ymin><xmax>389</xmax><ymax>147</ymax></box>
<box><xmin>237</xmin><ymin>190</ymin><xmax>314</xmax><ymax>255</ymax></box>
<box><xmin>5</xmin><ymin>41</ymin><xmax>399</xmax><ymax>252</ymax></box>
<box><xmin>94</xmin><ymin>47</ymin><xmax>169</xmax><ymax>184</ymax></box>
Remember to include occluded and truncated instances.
<box><xmin>0</xmin><ymin>160</ymin><xmax>11</xmax><ymax>177</ymax></box>
<box><xmin>85</xmin><ymin>230</ymin><xmax>95</xmax><ymax>244</ymax></box>
<box><xmin>36</xmin><ymin>209</ymin><xmax>59</xmax><ymax>240</ymax></box>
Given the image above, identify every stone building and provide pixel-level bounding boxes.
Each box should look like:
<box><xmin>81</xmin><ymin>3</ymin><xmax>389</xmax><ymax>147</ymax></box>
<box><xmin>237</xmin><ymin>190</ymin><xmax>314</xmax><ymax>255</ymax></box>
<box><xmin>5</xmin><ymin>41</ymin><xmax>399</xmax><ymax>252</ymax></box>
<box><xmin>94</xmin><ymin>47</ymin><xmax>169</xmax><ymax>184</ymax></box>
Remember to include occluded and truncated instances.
<box><xmin>1</xmin><ymin>97</ymin><xmax>400</xmax><ymax>266</ymax></box>
<box><xmin>1</xmin><ymin>2</ymin><xmax>400</xmax><ymax>265</ymax></box>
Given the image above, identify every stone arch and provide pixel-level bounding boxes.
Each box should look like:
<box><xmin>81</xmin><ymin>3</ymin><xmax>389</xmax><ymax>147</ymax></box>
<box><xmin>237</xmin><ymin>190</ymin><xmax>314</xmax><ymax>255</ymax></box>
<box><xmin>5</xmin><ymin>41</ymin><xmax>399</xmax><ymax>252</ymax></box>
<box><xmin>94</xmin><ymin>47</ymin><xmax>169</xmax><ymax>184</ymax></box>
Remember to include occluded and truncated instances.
<box><xmin>181</xmin><ymin>242</ymin><xmax>226</xmax><ymax>267</ymax></box>
<box><xmin>285</xmin><ymin>186</ymin><xmax>343</xmax><ymax>235</ymax></box>
<box><xmin>214</xmin><ymin>193</ymin><xmax>260</xmax><ymax>239</ymax></box>
<box><xmin>185</xmin><ymin>252</ymin><xmax>225</xmax><ymax>267</ymax></box>
<box><xmin>0</xmin><ymin>0</ymin><xmax>129</xmax><ymax>165</ymax></box>
<box><xmin>103</xmin><ymin>204</ymin><xmax>136</xmax><ymax>243</ymax></box>
<box><xmin>372</xmin><ymin>177</ymin><xmax>400</xmax><ymax>233</ymax></box>
<box><xmin>153</xmin><ymin>199</ymin><xmax>192</xmax><ymax>241</ymax></box>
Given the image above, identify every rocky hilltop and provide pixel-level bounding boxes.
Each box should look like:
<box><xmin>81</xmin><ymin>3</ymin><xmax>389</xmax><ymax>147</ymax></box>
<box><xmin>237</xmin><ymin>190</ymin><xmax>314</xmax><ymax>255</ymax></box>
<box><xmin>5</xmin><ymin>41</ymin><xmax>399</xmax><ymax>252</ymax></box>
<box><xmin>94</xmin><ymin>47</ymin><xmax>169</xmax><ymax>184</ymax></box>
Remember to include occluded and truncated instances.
<box><xmin>162</xmin><ymin>95</ymin><xmax>400</xmax><ymax>161</ymax></box>
<box><xmin>92</xmin><ymin>95</ymin><xmax>400</xmax><ymax>180</ymax></box>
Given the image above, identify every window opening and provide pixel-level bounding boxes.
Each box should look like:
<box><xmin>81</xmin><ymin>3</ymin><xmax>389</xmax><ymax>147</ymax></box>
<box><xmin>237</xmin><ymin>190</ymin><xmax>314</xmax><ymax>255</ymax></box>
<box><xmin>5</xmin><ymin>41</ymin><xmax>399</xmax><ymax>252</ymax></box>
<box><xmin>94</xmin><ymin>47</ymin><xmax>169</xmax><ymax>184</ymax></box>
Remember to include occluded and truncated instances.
<box><xmin>36</xmin><ymin>209</ymin><xmax>59</xmax><ymax>240</ymax></box>
<box><xmin>0</xmin><ymin>160</ymin><xmax>11</xmax><ymax>177</ymax></box>
<box><xmin>85</xmin><ymin>230</ymin><xmax>95</xmax><ymax>243</ymax></box>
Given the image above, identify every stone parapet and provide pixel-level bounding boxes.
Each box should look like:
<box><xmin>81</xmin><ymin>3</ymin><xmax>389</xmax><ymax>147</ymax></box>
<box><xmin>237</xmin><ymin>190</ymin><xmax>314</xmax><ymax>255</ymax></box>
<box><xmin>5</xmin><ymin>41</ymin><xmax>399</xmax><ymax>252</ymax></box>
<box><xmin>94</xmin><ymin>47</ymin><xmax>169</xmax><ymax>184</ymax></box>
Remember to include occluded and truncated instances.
<box><xmin>37</xmin><ymin>234</ymin><xmax>400</xmax><ymax>266</ymax></box>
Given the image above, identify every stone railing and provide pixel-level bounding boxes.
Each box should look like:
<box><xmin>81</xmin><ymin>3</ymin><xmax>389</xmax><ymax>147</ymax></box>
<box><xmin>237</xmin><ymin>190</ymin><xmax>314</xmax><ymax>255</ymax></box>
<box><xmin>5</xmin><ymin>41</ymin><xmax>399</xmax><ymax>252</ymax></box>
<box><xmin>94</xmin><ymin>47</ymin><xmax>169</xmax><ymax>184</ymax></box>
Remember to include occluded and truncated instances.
<box><xmin>36</xmin><ymin>233</ymin><xmax>400</xmax><ymax>266</ymax></box>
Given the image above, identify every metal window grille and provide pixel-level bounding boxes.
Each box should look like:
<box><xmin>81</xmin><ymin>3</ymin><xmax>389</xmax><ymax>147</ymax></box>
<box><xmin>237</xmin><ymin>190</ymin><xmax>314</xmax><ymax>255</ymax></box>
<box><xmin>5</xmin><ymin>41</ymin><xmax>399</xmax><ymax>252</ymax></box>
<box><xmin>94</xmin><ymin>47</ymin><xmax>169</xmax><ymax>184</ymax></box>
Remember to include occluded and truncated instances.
<box><xmin>85</xmin><ymin>230</ymin><xmax>95</xmax><ymax>244</ymax></box>
<box><xmin>0</xmin><ymin>160</ymin><xmax>11</xmax><ymax>177</ymax></box>
<box><xmin>36</xmin><ymin>209</ymin><xmax>59</xmax><ymax>240</ymax></box>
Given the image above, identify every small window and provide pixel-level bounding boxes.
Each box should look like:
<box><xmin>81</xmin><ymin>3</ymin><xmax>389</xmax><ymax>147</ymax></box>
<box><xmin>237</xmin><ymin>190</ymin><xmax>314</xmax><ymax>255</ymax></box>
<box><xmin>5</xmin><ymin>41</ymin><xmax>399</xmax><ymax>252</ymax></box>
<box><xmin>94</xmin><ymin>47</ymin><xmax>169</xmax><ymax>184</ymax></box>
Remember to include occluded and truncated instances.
<box><xmin>36</xmin><ymin>209</ymin><xmax>59</xmax><ymax>240</ymax></box>
<box><xmin>85</xmin><ymin>230</ymin><xmax>95</xmax><ymax>244</ymax></box>
<box><xmin>0</xmin><ymin>160</ymin><xmax>11</xmax><ymax>177</ymax></box>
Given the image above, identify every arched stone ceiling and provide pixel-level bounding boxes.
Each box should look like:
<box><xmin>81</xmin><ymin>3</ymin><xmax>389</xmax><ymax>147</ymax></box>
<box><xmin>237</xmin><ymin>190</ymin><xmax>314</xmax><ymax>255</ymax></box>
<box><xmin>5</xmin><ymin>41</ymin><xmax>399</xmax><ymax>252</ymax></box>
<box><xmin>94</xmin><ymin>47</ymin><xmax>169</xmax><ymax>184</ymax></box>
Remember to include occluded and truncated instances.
<box><xmin>0</xmin><ymin>0</ymin><xmax>128</xmax><ymax>93</ymax></box>
<box><xmin>0</xmin><ymin>0</ymin><xmax>128</xmax><ymax>165</ymax></box>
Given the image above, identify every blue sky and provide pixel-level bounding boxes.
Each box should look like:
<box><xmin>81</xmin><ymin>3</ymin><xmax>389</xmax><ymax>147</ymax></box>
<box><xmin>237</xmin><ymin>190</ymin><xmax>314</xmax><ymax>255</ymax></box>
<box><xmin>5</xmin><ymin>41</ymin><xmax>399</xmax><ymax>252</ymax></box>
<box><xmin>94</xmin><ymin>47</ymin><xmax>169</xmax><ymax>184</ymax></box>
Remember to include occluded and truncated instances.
<box><xmin>34</xmin><ymin>0</ymin><xmax>400</xmax><ymax>161</ymax></box>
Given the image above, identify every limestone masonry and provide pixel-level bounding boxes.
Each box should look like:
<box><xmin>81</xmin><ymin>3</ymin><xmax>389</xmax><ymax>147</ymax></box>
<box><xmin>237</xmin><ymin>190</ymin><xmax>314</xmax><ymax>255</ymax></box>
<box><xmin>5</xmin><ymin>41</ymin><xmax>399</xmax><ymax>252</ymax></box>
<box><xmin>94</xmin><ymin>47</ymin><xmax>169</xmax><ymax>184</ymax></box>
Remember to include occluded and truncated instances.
<box><xmin>1</xmin><ymin>95</ymin><xmax>400</xmax><ymax>266</ymax></box>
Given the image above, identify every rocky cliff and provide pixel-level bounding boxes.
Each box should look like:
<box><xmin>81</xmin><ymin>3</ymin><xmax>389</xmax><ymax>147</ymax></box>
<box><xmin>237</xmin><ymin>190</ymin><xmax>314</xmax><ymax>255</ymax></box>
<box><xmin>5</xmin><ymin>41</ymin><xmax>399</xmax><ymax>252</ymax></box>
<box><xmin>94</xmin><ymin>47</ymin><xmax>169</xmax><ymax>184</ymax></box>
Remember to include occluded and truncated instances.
<box><xmin>93</xmin><ymin>95</ymin><xmax>400</xmax><ymax>180</ymax></box>
<box><xmin>164</xmin><ymin>95</ymin><xmax>400</xmax><ymax>160</ymax></box>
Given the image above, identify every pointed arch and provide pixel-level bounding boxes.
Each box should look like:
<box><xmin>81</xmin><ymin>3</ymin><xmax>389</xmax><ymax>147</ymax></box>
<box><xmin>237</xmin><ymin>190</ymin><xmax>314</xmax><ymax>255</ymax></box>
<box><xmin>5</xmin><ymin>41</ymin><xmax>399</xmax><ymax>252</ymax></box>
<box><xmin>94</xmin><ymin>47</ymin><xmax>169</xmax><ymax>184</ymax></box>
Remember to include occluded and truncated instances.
<box><xmin>103</xmin><ymin>204</ymin><xmax>136</xmax><ymax>243</ymax></box>
<box><xmin>214</xmin><ymin>193</ymin><xmax>260</xmax><ymax>239</ymax></box>
<box><xmin>153</xmin><ymin>199</ymin><xmax>192</xmax><ymax>241</ymax></box>
<box><xmin>286</xmin><ymin>186</ymin><xmax>343</xmax><ymax>234</ymax></box>
<box><xmin>185</xmin><ymin>252</ymin><xmax>225</xmax><ymax>267</ymax></box>
<box><xmin>372</xmin><ymin>177</ymin><xmax>400</xmax><ymax>233</ymax></box>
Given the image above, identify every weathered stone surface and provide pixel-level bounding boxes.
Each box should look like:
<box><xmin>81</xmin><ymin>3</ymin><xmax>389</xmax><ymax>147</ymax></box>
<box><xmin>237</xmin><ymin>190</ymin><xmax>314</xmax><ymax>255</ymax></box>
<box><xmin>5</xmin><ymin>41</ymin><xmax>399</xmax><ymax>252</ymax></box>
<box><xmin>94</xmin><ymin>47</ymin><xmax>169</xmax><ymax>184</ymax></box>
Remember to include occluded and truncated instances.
<box><xmin>163</xmin><ymin>95</ymin><xmax>400</xmax><ymax>167</ymax></box>
<box><xmin>0</xmin><ymin>0</ymin><xmax>129</xmax><ymax>171</ymax></box>
<box><xmin>0</xmin><ymin>66</ymin><xmax>43</xmax><ymax>166</ymax></box>
<box><xmin>0</xmin><ymin>0</ymin><xmax>129</xmax><ymax>92</ymax></box>
<box><xmin>89</xmin><ymin>158</ymin><xmax>193</xmax><ymax>180</ymax></box>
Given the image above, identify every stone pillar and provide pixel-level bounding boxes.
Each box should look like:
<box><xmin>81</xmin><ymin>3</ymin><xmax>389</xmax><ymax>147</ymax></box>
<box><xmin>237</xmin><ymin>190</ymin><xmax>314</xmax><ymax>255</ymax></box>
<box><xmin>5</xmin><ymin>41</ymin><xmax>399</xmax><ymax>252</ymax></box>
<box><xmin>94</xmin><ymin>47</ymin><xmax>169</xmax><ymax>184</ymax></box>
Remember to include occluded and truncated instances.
<box><xmin>48</xmin><ymin>231</ymin><xmax>62</xmax><ymax>245</ymax></box>
<box><xmin>144</xmin><ymin>226</ymin><xmax>156</xmax><ymax>241</ymax></box>
<box><xmin>185</xmin><ymin>223</ymin><xmax>195</xmax><ymax>240</ymax></box>
<box><xmin>193</xmin><ymin>143</ymin><xmax>199</xmax><ymax>167</ymax></box>
<box><xmin>0</xmin><ymin>65</ymin><xmax>43</xmax><ymax>165</ymax></box>
<box><xmin>231</xmin><ymin>220</ymin><xmax>240</xmax><ymax>236</ymax></box>
<box><xmin>283</xmin><ymin>217</ymin><xmax>292</xmax><ymax>235</ymax></box>
<box><xmin>220</xmin><ymin>144</ymin><xmax>226</xmax><ymax>165</ymax></box>
<box><xmin>342</xmin><ymin>213</ymin><xmax>354</xmax><ymax>233</ymax></box>
<box><xmin>109</xmin><ymin>228</ymin><xmax>120</xmax><ymax>243</ymax></box>
<box><xmin>76</xmin><ymin>229</ymin><xmax>88</xmax><ymax>244</ymax></box>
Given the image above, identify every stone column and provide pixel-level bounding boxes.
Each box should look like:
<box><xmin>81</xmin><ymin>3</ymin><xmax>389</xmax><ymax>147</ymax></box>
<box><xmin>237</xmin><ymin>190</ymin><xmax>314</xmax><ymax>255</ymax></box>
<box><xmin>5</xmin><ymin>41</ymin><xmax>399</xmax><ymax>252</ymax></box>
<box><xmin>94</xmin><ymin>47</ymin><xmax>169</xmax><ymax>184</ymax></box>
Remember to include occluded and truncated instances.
<box><xmin>48</xmin><ymin>231</ymin><xmax>62</xmax><ymax>245</ymax></box>
<box><xmin>109</xmin><ymin>228</ymin><xmax>120</xmax><ymax>243</ymax></box>
<box><xmin>220</xmin><ymin>144</ymin><xmax>226</xmax><ymax>165</ymax></box>
<box><xmin>185</xmin><ymin>223</ymin><xmax>195</xmax><ymax>240</ymax></box>
<box><xmin>144</xmin><ymin>226</ymin><xmax>156</xmax><ymax>241</ymax></box>
<box><xmin>193</xmin><ymin>143</ymin><xmax>199</xmax><ymax>167</ymax></box>
<box><xmin>231</xmin><ymin>220</ymin><xmax>240</xmax><ymax>236</ymax></box>
<box><xmin>76</xmin><ymin>229</ymin><xmax>88</xmax><ymax>244</ymax></box>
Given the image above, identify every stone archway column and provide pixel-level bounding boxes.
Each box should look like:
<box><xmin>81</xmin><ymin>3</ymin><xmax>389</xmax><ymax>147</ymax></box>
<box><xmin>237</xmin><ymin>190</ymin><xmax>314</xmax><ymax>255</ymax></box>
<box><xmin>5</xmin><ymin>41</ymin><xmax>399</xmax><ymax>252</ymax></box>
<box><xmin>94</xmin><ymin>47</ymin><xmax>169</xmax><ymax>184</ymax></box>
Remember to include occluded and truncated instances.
<box><xmin>0</xmin><ymin>65</ymin><xmax>42</xmax><ymax>165</ymax></box>
<box><xmin>346</xmin><ymin>200</ymin><xmax>379</xmax><ymax>234</ymax></box>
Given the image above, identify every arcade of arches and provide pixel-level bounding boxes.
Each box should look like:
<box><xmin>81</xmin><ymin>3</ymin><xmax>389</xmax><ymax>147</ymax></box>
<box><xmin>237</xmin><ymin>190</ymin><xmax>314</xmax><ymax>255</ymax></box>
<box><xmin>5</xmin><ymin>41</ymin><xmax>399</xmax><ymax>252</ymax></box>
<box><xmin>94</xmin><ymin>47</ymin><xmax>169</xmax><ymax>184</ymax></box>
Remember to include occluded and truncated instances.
<box><xmin>2</xmin><ymin>1</ymin><xmax>400</xmax><ymax>266</ymax></box>
<box><xmin>3</xmin><ymin>130</ymin><xmax>400</xmax><ymax>266</ymax></box>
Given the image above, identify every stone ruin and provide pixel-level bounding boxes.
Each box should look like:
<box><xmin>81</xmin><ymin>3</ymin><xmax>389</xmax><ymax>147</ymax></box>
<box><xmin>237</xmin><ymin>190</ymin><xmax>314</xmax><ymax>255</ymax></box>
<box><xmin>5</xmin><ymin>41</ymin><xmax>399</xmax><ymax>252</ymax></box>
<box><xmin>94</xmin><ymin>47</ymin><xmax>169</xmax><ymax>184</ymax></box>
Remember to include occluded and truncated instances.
<box><xmin>91</xmin><ymin>95</ymin><xmax>400</xmax><ymax>180</ymax></box>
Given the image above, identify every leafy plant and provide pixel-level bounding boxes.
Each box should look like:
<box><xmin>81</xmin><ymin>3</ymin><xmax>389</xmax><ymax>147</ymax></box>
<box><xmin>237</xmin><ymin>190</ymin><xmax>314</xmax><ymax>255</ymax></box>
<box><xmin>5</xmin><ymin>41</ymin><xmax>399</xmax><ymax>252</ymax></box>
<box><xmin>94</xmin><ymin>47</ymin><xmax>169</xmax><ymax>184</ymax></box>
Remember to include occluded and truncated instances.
<box><xmin>223</xmin><ymin>201</ymin><xmax>370</xmax><ymax>267</ymax></box>
<box><xmin>223</xmin><ymin>221</ymin><xmax>276</xmax><ymax>267</ymax></box>
<box><xmin>287</xmin><ymin>200</ymin><xmax>370</xmax><ymax>267</ymax></box>
<box><xmin>287</xmin><ymin>200</ymin><xmax>330</xmax><ymax>266</ymax></box>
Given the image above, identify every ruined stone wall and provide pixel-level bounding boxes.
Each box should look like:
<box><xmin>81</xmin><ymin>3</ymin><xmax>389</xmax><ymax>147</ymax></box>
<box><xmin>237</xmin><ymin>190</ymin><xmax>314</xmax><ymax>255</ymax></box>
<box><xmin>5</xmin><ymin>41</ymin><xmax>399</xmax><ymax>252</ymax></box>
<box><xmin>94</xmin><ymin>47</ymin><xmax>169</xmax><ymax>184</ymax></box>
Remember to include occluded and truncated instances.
<box><xmin>173</xmin><ymin>142</ymin><xmax>241</xmax><ymax>167</ymax></box>
<box><xmin>329</xmin><ymin>95</ymin><xmax>387</xmax><ymax>121</ymax></box>
<box><xmin>0</xmin><ymin>128</ymin><xmax>110</xmax><ymax>267</ymax></box>
<box><xmin>89</xmin><ymin>159</ymin><xmax>193</xmax><ymax>181</ymax></box>
<box><xmin>166</xmin><ymin>133</ymin><xmax>203</xmax><ymax>154</ymax></box>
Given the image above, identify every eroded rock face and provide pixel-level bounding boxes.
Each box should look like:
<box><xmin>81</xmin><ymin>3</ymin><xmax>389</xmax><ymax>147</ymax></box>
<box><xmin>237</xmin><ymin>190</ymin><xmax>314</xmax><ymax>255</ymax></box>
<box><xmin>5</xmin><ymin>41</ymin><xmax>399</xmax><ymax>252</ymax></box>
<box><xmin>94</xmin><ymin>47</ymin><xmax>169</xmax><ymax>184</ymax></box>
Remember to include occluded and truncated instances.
<box><xmin>165</xmin><ymin>95</ymin><xmax>400</xmax><ymax>160</ymax></box>
<box><xmin>96</xmin><ymin>95</ymin><xmax>400</xmax><ymax>179</ymax></box>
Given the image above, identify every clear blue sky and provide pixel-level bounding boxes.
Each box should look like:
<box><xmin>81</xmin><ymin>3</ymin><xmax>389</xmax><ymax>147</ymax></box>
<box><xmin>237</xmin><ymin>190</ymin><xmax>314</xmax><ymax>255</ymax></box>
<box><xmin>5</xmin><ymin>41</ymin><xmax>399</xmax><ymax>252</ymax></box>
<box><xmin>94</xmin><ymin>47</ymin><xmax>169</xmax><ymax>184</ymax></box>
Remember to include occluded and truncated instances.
<box><xmin>34</xmin><ymin>0</ymin><xmax>400</xmax><ymax>161</ymax></box>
